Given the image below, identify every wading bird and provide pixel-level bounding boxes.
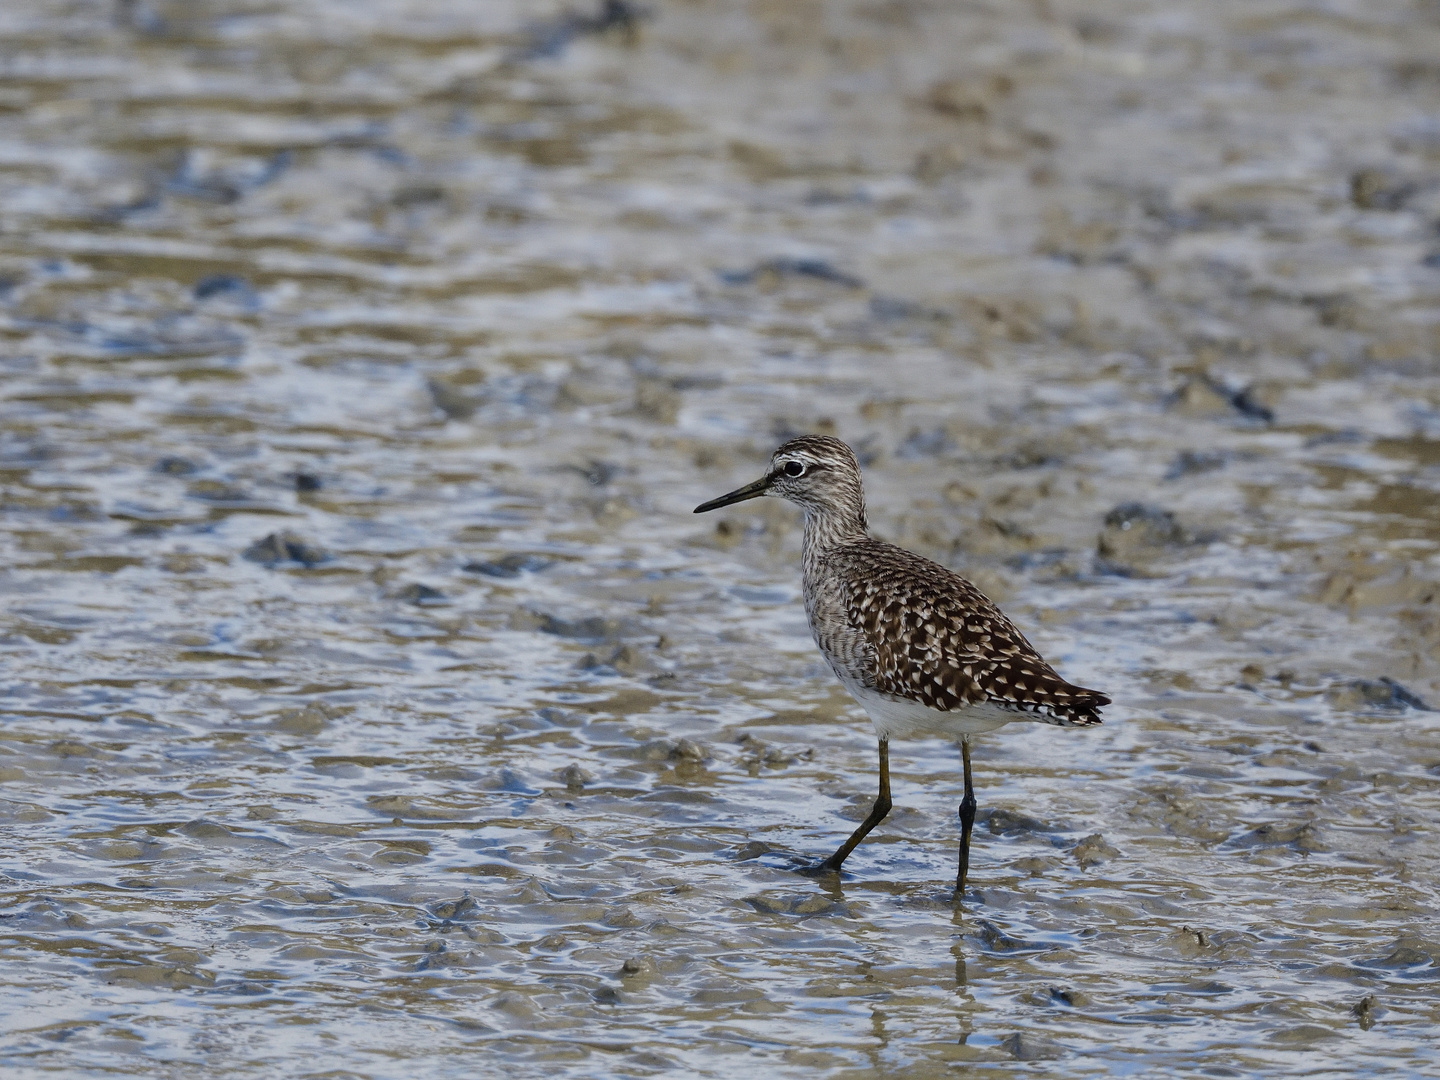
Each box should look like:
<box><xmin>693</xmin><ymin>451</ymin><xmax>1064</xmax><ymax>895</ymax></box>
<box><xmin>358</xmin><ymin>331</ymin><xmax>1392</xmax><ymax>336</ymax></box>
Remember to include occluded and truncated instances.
<box><xmin>695</xmin><ymin>435</ymin><xmax>1108</xmax><ymax>896</ymax></box>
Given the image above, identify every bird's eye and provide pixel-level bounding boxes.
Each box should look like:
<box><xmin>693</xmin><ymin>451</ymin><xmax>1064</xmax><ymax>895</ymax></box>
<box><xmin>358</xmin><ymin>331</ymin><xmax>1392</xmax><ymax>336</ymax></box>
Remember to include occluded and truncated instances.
<box><xmin>783</xmin><ymin>461</ymin><xmax>806</xmax><ymax>477</ymax></box>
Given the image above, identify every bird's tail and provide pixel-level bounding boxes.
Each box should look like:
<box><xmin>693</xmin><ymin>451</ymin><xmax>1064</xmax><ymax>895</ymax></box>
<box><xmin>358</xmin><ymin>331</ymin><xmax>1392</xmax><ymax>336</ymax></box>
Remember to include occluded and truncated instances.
<box><xmin>1059</xmin><ymin>685</ymin><xmax>1109</xmax><ymax>727</ymax></box>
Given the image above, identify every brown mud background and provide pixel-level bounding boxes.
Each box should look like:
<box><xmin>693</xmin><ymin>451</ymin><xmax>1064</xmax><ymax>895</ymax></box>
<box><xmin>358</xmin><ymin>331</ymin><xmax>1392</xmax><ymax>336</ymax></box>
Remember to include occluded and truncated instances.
<box><xmin>2</xmin><ymin>1</ymin><xmax>1440</xmax><ymax>1076</ymax></box>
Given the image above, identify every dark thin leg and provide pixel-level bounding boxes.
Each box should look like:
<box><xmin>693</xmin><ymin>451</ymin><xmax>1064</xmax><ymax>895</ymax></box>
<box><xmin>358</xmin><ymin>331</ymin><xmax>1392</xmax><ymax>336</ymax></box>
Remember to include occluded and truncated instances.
<box><xmin>814</xmin><ymin>737</ymin><xmax>891</xmax><ymax>874</ymax></box>
<box><xmin>956</xmin><ymin>738</ymin><xmax>976</xmax><ymax>895</ymax></box>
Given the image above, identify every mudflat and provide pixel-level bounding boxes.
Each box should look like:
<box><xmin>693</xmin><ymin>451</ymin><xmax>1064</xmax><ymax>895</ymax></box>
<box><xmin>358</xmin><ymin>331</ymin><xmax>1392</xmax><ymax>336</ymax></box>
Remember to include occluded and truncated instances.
<box><xmin>0</xmin><ymin>2</ymin><xmax>1438</xmax><ymax>1076</ymax></box>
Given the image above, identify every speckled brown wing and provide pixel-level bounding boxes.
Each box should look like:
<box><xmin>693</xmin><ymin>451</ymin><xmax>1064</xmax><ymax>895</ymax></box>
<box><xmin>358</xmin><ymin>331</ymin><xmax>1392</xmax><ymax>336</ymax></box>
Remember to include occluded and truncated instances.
<box><xmin>835</xmin><ymin>541</ymin><xmax>1109</xmax><ymax>727</ymax></box>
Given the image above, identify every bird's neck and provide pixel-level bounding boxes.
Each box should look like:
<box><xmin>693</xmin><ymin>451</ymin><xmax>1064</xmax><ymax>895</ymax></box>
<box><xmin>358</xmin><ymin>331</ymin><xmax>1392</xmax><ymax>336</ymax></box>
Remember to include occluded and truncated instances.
<box><xmin>801</xmin><ymin>504</ymin><xmax>868</xmax><ymax>566</ymax></box>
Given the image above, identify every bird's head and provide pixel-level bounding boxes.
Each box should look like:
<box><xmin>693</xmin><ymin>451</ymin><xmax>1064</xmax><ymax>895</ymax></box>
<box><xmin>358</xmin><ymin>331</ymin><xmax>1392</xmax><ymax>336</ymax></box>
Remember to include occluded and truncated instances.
<box><xmin>693</xmin><ymin>435</ymin><xmax>867</xmax><ymax>528</ymax></box>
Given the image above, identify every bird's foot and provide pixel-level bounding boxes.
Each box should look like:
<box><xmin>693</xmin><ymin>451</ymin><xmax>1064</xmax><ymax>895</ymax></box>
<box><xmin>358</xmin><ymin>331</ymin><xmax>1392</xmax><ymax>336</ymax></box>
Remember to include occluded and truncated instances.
<box><xmin>953</xmin><ymin>882</ymin><xmax>983</xmax><ymax>906</ymax></box>
<box><xmin>795</xmin><ymin>859</ymin><xmax>841</xmax><ymax>879</ymax></box>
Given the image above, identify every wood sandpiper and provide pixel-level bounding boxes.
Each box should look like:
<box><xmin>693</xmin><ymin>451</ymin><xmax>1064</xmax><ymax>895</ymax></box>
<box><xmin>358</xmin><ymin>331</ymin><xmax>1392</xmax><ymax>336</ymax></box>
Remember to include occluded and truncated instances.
<box><xmin>695</xmin><ymin>435</ymin><xmax>1109</xmax><ymax>896</ymax></box>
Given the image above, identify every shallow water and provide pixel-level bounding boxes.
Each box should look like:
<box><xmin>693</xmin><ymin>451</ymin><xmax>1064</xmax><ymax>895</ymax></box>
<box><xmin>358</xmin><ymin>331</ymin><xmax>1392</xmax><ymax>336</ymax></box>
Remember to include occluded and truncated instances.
<box><xmin>2</xmin><ymin>1</ymin><xmax>1440</xmax><ymax>1076</ymax></box>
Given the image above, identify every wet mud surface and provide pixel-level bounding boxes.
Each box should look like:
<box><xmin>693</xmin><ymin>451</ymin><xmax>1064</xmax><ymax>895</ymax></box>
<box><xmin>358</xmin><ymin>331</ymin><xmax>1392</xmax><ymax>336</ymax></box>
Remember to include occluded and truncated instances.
<box><xmin>3</xmin><ymin>1</ymin><xmax>1440</xmax><ymax>1076</ymax></box>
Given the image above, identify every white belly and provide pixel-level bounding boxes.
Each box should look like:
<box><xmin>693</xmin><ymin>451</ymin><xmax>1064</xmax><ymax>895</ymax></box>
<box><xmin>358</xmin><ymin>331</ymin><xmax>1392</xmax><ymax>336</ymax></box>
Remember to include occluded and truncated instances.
<box><xmin>842</xmin><ymin>678</ymin><xmax>1017</xmax><ymax>740</ymax></box>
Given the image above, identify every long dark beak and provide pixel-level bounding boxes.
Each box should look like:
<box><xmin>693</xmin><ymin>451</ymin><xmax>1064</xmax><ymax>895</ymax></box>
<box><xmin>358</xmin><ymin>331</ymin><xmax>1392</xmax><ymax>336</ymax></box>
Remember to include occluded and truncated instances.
<box><xmin>693</xmin><ymin>473</ymin><xmax>773</xmax><ymax>513</ymax></box>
